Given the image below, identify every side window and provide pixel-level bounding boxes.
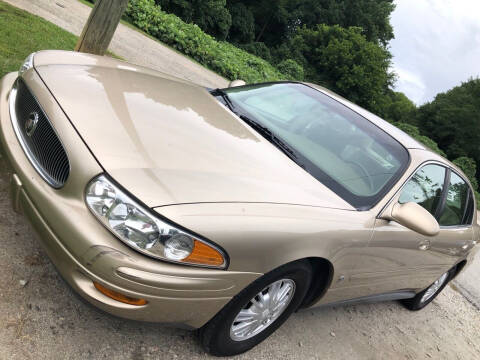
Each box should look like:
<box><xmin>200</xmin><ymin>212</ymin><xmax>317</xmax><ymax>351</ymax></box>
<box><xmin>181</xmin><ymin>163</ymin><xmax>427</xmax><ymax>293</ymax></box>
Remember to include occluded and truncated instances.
<box><xmin>398</xmin><ymin>164</ymin><xmax>446</xmax><ymax>215</ymax></box>
<box><xmin>438</xmin><ymin>172</ymin><xmax>472</xmax><ymax>226</ymax></box>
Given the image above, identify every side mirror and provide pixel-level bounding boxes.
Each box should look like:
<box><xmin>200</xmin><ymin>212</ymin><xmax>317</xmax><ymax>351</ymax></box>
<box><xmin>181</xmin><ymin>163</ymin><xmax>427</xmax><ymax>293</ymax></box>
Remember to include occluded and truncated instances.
<box><xmin>228</xmin><ymin>80</ymin><xmax>246</xmax><ymax>88</ymax></box>
<box><xmin>381</xmin><ymin>202</ymin><xmax>440</xmax><ymax>237</ymax></box>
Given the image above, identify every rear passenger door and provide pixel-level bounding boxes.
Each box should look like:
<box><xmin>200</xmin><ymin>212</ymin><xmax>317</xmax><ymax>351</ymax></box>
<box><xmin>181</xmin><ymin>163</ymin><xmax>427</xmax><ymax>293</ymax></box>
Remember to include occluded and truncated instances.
<box><xmin>430</xmin><ymin>170</ymin><xmax>476</xmax><ymax>261</ymax></box>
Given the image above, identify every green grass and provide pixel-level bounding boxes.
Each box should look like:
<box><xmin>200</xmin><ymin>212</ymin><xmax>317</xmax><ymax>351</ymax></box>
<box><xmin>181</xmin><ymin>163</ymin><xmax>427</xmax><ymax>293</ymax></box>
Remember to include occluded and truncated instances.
<box><xmin>0</xmin><ymin>1</ymin><xmax>119</xmax><ymax>78</ymax></box>
<box><xmin>78</xmin><ymin>0</ymin><xmax>94</xmax><ymax>7</ymax></box>
<box><xmin>0</xmin><ymin>1</ymin><xmax>76</xmax><ymax>77</ymax></box>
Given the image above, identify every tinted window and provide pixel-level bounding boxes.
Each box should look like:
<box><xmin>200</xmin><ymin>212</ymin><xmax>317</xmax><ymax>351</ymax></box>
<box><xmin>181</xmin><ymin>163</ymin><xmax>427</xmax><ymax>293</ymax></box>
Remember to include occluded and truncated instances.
<box><xmin>399</xmin><ymin>164</ymin><xmax>446</xmax><ymax>215</ymax></box>
<box><xmin>223</xmin><ymin>83</ymin><xmax>409</xmax><ymax>209</ymax></box>
<box><xmin>439</xmin><ymin>172</ymin><xmax>471</xmax><ymax>226</ymax></box>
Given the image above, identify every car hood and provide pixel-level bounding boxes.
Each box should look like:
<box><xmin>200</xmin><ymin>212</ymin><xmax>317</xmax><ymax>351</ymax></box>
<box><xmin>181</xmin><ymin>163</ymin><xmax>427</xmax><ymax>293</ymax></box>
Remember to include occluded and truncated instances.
<box><xmin>34</xmin><ymin>51</ymin><xmax>353</xmax><ymax>210</ymax></box>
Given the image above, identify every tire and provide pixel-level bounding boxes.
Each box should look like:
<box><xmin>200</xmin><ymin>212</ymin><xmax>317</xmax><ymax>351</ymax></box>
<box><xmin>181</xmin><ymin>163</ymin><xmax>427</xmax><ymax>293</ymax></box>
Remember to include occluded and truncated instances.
<box><xmin>401</xmin><ymin>266</ymin><xmax>455</xmax><ymax>311</ymax></box>
<box><xmin>199</xmin><ymin>260</ymin><xmax>312</xmax><ymax>357</ymax></box>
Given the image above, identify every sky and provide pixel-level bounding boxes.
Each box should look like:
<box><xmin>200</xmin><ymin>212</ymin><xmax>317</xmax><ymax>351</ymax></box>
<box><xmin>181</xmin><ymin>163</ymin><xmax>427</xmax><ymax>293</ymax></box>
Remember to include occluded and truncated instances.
<box><xmin>389</xmin><ymin>0</ymin><xmax>480</xmax><ymax>105</ymax></box>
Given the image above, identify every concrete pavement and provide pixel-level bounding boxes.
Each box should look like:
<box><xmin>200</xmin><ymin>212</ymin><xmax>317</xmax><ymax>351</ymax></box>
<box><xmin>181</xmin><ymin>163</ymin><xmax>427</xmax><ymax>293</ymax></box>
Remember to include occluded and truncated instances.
<box><xmin>453</xmin><ymin>237</ymin><xmax>480</xmax><ymax>309</ymax></box>
<box><xmin>3</xmin><ymin>0</ymin><xmax>229</xmax><ymax>88</ymax></box>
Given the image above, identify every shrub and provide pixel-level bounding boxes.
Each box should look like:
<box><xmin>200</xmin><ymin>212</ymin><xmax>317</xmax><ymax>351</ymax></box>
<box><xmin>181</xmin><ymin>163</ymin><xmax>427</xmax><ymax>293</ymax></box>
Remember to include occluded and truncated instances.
<box><xmin>155</xmin><ymin>0</ymin><xmax>232</xmax><ymax>40</ymax></box>
<box><xmin>238</xmin><ymin>42</ymin><xmax>272</xmax><ymax>63</ymax></box>
<box><xmin>126</xmin><ymin>0</ymin><xmax>286</xmax><ymax>83</ymax></box>
<box><xmin>380</xmin><ymin>91</ymin><xmax>417</xmax><ymax>124</ymax></box>
<box><xmin>284</xmin><ymin>25</ymin><xmax>394</xmax><ymax>113</ymax></box>
<box><xmin>276</xmin><ymin>59</ymin><xmax>304</xmax><ymax>81</ymax></box>
<box><xmin>453</xmin><ymin>157</ymin><xmax>479</xmax><ymax>191</ymax></box>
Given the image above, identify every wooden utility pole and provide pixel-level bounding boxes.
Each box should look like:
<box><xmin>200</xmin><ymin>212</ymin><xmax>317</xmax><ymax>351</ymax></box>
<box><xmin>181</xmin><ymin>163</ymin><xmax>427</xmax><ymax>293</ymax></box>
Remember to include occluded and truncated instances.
<box><xmin>75</xmin><ymin>0</ymin><xmax>129</xmax><ymax>55</ymax></box>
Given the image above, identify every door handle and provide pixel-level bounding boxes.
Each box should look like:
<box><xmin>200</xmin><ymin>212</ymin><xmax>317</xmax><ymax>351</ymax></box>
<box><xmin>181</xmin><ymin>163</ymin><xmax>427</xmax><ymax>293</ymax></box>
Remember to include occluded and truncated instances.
<box><xmin>418</xmin><ymin>240</ymin><xmax>431</xmax><ymax>251</ymax></box>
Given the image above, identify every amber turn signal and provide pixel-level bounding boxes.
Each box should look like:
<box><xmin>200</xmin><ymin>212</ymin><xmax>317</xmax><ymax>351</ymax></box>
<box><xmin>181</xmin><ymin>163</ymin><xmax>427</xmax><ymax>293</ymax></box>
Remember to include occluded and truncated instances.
<box><xmin>93</xmin><ymin>282</ymin><xmax>147</xmax><ymax>306</ymax></box>
<box><xmin>183</xmin><ymin>240</ymin><xmax>225</xmax><ymax>267</ymax></box>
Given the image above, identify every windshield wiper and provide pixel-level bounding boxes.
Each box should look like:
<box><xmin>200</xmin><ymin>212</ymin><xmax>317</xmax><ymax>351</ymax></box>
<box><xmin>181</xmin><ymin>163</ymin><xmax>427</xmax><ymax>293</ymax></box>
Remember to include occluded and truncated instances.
<box><xmin>212</xmin><ymin>89</ymin><xmax>303</xmax><ymax>166</ymax></box>
<box><xmin>239</xmin><ymin>115</ymin><xmax>302</xmax><ymax>165</ymax></box>
<box><xmin>213</xmin><ymin>88</ymin><xmax>236</xmax><ymax>112</ymax></box>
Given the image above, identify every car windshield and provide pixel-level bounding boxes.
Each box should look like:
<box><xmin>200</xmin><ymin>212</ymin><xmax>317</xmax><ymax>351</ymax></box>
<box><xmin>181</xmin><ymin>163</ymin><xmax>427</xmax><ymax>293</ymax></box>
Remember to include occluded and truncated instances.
<box><xmin>220</xmin><ymin>83</ymin><xmax>409</xmax><ymax>209</ymax></box>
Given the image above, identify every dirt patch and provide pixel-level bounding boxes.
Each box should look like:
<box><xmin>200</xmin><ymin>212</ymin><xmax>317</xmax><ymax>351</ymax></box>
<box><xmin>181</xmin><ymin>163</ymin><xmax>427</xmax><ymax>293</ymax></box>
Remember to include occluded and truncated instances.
<box><xmin>23</xmin><ymin>254</ymin><xmax>44</xmax><ymax>266</ymax></box>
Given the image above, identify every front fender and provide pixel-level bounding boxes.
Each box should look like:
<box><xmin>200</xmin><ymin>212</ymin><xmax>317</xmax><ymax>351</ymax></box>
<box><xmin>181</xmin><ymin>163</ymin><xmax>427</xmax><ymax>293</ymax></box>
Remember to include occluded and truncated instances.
<box><xmin>155</xmin><ymin>202</ymin><xmax>374</xmax><ymax>274</ymax></box>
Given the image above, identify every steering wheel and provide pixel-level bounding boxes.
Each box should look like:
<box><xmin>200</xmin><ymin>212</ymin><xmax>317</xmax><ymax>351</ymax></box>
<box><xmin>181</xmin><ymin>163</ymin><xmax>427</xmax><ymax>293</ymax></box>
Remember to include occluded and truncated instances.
<box><xmin>346</xmin><ymin>161</ymin><xmax>375</xmax><ymax>194</ymax></box>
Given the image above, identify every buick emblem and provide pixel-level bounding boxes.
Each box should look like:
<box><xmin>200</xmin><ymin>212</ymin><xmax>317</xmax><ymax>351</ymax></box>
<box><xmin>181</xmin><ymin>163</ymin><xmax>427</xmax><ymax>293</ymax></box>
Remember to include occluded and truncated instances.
<box><xmin>25</xmin><ymin>112</ymin><xmax>39</xmax><ymax>137</ymax></box>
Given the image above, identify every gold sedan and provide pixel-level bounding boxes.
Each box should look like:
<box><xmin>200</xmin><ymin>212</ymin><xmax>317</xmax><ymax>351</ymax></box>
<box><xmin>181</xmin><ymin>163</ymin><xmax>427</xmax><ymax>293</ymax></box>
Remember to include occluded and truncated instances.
<box><xmin>0</xmin><ymin>51</ymin><xmax>478</xmax><ymax>356</ymax></box>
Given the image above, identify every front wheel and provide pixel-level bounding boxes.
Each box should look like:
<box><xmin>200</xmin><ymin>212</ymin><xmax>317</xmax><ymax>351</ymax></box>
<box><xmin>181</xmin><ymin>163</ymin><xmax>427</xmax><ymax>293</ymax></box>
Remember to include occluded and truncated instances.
<box><xmin>199</xmin><ymin>261</ymin><xmax>312</xmax><ymax>356</ymax></box>
<box><xmin>402</xmin><ymin>267</ymin><xmax>455</xmax><ymax>311</ymax></box>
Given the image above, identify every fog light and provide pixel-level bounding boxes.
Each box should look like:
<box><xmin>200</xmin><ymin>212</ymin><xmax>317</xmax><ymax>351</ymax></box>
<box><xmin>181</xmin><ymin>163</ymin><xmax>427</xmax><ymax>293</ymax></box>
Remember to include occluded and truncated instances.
<box><xmin>93</xmin><ymin>282</ymin><xmax>147</xmax><ymax>306</ymax></box>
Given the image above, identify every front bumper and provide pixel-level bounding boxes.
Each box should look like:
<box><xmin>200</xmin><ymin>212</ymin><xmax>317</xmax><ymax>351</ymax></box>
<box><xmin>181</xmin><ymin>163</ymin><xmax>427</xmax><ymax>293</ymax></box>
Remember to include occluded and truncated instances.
<box><xmin>0</xmin><ymin>71</ymin><xmax>260</xmax><ymax>328</ymax></box>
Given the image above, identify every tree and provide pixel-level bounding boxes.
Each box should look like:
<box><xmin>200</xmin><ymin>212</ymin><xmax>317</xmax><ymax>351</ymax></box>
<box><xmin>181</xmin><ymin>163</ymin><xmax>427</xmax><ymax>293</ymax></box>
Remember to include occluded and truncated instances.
<box><xmin>238</xmin><ymin>42</ymin><xmax>272</xmax><ymax>63</ymax></box>
<box><xmin>380</xmin><ymin>90</ymin><xmax>417</xmax><ymax>124</ymax></box>
<box><xmin>453</xmin><ymin>157</ymin><xmax>478</xmax><ymax>191</ymax></box>
<box><xmin>393</xmin><ymin>122</ymin><xmax>446</xmax><ymax>157</ymax></box>
<box><xmin>340</xmin><ymin>0</ymin><xmax>395</xmax><ymax>46</ymax></box>
<box><xmin>416</xmin><ymin>78</ymin><xmax>480</xmax><ymax>182</ymax></box>
<box><xmin>156</xmin><ymin>0</ymin><xmax>231</xmax><ymax>40</ymax></box>
<box><xmin>280</xmin><ymin>25</ymin><xmax>393</xmax><ymax>112</ymax></box>
<box><xmin>227</xmin><ymin>2</ymin><xmax>255</xmax><ymax>44</ymax></box>
<box><xmin>76</xmin><ymin>0</ymin><xmax>129</xmax><ymax>55</ymax></box>
<box><xmin>291</xmin><ymin>0</ymin><xmax>395</xmax><ymax>46</ymax></box>
<box><xmin>238</xmin><ymin>0</ymin><xmax>292</xmax><ymax>45</ymax></box>
<box><xmin>277</xmin><ymin>59</ymin><xmax>304</xmax><ymax>80</ymax></box>
<box><xmin>226</xmin><ymin>0</ymin><xmax>395</xmax><ymax>47</ymax></box>
<box><xmin>194</xmin><ymin>0</ymin><xmax>231</xmax><ymax>40</ymax></box>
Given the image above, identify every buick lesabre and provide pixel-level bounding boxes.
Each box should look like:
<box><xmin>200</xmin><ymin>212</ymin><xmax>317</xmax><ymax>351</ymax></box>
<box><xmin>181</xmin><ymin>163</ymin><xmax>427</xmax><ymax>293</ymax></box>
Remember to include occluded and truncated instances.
<box><xmin>0</xmin><ymin>51</ymin><xmax>478</xmax><ymax>356</ymax></box>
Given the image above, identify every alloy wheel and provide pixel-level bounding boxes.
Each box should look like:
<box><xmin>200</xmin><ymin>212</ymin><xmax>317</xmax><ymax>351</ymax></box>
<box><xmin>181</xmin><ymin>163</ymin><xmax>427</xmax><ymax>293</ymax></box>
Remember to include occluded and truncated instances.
<box><xmin>230</xmin><ymin>279</ymin><xmax>296</xmax><ymax>341</ymax></box>
<box><xmin>420</xmin><ymin>272</ymin><xmax>449</xmax><ymax>303</ymax></box>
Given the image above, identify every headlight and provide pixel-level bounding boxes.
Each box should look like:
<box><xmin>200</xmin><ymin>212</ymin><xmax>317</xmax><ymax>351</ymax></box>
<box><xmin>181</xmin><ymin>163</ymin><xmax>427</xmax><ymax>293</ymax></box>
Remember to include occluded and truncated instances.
<box><xmin>85</xmin><ymin>175</ymin><xmax>227</xmax><ymax>269</ymax></box>
<box><xmin>19</xmin><ymin>53</ymin><xmax>35</xmax><ymax>77</ymax></box>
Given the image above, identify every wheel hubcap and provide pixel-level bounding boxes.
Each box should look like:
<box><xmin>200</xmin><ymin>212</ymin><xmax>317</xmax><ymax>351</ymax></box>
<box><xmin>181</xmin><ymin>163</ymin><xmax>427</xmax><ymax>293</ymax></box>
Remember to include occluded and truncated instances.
<box><xmin>420</xmin><ymin>272</ymin><xmax>449</xmax><ymax>303</ymax></box>
<box><xmin>230</xmin><ymin>279</ymin><xmax>296</xmax><ymax>341</ymax></box>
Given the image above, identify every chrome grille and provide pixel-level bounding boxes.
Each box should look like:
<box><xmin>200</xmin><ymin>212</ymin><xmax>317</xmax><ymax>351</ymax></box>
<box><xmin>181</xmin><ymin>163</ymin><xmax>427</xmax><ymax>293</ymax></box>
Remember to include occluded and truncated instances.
<box><xmin>9</xmin><ymin>78</ymin><xmax>70</xmax><ymax>188</ymax></box>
